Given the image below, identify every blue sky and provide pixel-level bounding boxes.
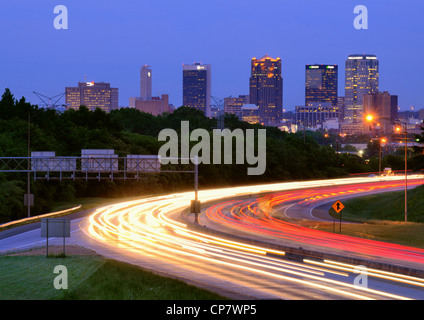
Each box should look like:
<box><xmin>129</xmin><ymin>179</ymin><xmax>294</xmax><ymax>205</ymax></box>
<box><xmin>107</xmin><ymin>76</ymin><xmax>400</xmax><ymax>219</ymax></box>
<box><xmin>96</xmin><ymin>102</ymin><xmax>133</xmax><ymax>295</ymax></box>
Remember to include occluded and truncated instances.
<box><xmin>0</xmin><ymin>0</ymin><xmax>423</xmax><ymax>111</ymax></box>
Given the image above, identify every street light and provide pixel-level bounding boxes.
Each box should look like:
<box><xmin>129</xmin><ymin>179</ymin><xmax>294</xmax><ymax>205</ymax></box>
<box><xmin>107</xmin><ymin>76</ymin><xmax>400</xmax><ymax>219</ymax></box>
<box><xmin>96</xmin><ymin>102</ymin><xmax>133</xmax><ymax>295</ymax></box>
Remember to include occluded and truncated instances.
<box><xmin>379</xmin><ymin>137</ymin><xmax>386</xmax><ymax>175</ymax></box>
<box><xmin>367</xmin><ymin>115</ymin><xmax>408</xmax><ymax>223</ymax></box>
<box><xmin>395</xmin><ymin>121</ymin><xmax>408</xmax><ymax>223</ymax></box>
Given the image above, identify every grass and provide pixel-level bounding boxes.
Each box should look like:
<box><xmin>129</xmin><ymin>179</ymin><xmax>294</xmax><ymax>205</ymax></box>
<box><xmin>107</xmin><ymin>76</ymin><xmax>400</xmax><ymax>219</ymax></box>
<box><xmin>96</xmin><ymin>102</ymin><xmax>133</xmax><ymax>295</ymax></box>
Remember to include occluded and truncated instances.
<box><xmin>0</xmin><ymin>255</ymin><xmax>104</xmax><ymax>300</ymax></box>
<box><xmin>62</xmin><ymin>258</ymin><xmax>226</xmax><ymax>300</ymax></box>
<box><xmin>0</xmin><ymin>255</ymin><xmax>226</xmax><ymax>300</ymax></box>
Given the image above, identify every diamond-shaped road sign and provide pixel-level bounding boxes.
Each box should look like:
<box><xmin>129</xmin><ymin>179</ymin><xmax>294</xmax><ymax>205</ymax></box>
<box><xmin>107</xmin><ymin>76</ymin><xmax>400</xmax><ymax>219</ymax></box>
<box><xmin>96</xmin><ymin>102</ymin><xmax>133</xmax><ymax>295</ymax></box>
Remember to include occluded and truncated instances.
<box><xmin>332</xmin><ymin>200</ymin><xmax>344</xmax><ymax>213</ymax></box>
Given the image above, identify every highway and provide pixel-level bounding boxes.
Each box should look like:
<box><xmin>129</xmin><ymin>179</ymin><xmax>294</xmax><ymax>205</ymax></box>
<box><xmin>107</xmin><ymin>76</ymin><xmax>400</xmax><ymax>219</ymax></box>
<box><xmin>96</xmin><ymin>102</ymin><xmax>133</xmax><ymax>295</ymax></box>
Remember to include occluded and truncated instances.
<box><xmin>1</xmin><ymin>176</ymin><xmax>424</xmax><ymax>300</ymax></box>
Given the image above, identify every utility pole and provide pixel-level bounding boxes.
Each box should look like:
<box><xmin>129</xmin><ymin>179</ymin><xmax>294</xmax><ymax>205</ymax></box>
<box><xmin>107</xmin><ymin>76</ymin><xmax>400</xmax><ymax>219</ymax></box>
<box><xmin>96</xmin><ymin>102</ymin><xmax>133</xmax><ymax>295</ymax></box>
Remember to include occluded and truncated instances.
<box><xmin>27</xmin><ymin>114</ymin><xmax>31</xmax><ymax>218</ymax></box>
<box><xmin>404</xmin><ymin>123</ymin><xmax>408</xmax><ymax>223</ymax></box>
<box><xmin>194</xmin><ymin>156</ymin><xmax>199</xmax><ymax>224</ymax></box>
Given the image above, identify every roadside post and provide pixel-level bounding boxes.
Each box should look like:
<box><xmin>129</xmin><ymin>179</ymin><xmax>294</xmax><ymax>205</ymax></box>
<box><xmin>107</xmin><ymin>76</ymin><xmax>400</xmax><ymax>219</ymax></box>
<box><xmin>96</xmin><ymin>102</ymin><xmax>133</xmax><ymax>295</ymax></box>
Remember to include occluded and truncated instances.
<box><xmin>41</xmin><ymin>218</ymin><xmax>71</xmax><ymax>257</ymax></box>
<box><xmin>332</xmin><ymin>200</ymin><xmax>345</xmax><ymax>233</ymax></box>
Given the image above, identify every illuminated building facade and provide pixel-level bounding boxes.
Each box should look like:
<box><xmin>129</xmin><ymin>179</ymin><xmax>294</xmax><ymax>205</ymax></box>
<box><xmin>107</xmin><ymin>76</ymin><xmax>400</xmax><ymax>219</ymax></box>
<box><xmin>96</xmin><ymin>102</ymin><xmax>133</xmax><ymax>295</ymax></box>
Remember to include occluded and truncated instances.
<box><xmin>363</xmin><ymin>91</ymin><xmax>398</xmax><ymax>134</ymax></box>
<box><xmin>249</xmin><ymin>55</ymin><xmax>283</xmax><ymax>125</ymax></box>
<box><xmin>66</xmin><ymin>82</ymin><xmax>119</xmax><ymax>112</ymax></box>
<box><xmin>344</xmin><ymin>54</ymin><xmax>379</xmax><ymax>123</ymax></box>
<box><xmin>305</xmin><ymin>64</ymin><xmax>338</xmax><ymax>106</ymax></box>
<box><xmin>224</xmin><ymin>95</ymin><xmax>249</xmax><ymax>117</ymax></box>
<box><xmin>133</xmin><ymin>94</ymin><xmax>171</xmax><ymax>116</ymax></box>
<box><xmin>183</xmin><ymin>63</ymin><xmax>212</xmax><ymax>117</ymax></box>
<box><xmin>240</xmin><ymin>104</ymin><xmax>260</xmax><ymax>124</ymax></box>
<box><xmin>295</xmin><ymin>102</ymin><xmax>340</xmax><ymax>128</ymax></box>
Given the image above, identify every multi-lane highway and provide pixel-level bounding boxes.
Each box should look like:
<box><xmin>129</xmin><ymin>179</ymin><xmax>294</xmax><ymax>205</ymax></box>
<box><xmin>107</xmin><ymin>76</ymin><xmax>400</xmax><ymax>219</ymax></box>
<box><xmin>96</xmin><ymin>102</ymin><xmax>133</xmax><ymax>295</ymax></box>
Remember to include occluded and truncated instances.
<box><xmin>1</xmin><ymin>175</ymin><xmax>424</xmax><ymax>300</ymax></box>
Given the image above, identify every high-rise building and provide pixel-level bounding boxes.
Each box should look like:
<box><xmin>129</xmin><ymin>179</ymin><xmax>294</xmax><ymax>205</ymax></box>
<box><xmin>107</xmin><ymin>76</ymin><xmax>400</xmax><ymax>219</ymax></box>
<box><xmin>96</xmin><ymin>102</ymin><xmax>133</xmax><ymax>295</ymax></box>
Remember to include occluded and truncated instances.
<box><xmin>305</xmin><ymin>64</ymin><xmax>338</xmax><ymax>106</ymax></box>
<box><xmin>182</xmin><ymin>63</ymin><xmax>211</xmax><ymax>117</ymax></box>
<box><xmin>419</xmin><ymin>108</ymin><xmax>424</xmax><ymax>121</ymax></box>
<box><xmin>363</xmin><ymin>91</ymin><xmax>398</xmax><ymax>134</ymax></box>
<box><xmin>129</xmin><ymin>65</ymin><xmax>171</xmax><ymax>116</ymax></box>
<box><xmin>140</xmin><ymin>65</ymin><xmax>152</xmax><ymax>100</ymax></box>
<box><xmin>337</xmin><ymin>97</ymin><xmax>345</xmax><ymax>120</ymax></box>
<box><xmin>249</xmin><ymin>55</ymin><xmax>283</xmax><ymax>125</ymax></box>
<box><xmin>224</xmin><ymin>95</ymin><xmax>249</xmax><ymax>117</ymax></box>
<box><xmin>344</xmin><ymin>54</ymin><xmax>379</xmax><ymax>123</ymax></box>
<box><xmin>65</xmin><ymin>82</ymin><xmax>119</xmax><ymax>112</ymax></box>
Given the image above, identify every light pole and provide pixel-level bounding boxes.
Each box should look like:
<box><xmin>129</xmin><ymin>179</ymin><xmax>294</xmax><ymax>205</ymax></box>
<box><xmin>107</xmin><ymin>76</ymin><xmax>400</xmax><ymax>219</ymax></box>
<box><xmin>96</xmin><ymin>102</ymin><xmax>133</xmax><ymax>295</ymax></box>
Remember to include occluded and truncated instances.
<box><xmin>396</xmin><ymin>122</ymin><xmax>408</xmax><ymax>223</ymax></box>
<box><xmin>366</xmin><ymin>114</ymin><xmax>408</xmax><ymax>223</ymax></box>
<box><xmin>379</xmin><ymin>137</ymin><xmax>386</xmax><ymax>175</ymax></box>
<box><xmin>27</xmin><ymin>113</ymin><xmax>31</xmax><ymax>218</ymax></box>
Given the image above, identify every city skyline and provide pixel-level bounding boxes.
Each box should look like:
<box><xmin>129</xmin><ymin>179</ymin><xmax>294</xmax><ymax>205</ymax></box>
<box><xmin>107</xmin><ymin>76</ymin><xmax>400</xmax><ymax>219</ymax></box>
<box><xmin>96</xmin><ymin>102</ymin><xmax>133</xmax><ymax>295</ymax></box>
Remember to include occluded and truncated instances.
<box><xmin>0</xmin><ymin>1</ymin><xmax>423</xmax><ymax>112</ymax></box>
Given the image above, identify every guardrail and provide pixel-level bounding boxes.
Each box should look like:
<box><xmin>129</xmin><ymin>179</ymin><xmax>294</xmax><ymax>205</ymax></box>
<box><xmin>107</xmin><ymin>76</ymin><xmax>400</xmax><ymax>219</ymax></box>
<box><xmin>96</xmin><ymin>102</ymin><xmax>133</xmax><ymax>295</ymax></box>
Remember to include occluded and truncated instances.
<box><xmin>0</xmin><ymin>205</ymin><xmax>81</xmax><ymax>229</ymax></box>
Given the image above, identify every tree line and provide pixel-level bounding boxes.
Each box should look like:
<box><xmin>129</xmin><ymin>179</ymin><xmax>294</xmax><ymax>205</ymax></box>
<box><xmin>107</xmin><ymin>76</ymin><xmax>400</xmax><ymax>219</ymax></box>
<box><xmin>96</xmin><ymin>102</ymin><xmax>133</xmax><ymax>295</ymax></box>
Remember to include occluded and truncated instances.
<box><xmin>0</xmin><ymin>88</ymin><xmax>422</xmax><ymax>222</ymax></box>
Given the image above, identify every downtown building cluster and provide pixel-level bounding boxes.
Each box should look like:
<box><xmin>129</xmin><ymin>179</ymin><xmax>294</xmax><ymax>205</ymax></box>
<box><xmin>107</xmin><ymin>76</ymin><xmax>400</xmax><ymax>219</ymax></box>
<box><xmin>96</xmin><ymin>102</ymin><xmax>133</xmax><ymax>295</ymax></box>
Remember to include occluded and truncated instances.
<box><xmin>64</xmin><ymin>53</ymin><xmax>419</xmax><ymax>136</ymax></box>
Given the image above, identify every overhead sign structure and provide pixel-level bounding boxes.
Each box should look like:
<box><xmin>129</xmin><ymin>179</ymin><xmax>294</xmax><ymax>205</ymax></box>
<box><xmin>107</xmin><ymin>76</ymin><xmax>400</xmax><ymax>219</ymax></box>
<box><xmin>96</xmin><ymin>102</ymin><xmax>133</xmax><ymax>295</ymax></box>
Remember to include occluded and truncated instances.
<box><xmin>332</xmin><ymin>200</ymin><xmax>344</xmax><ymax>214</ymax></box>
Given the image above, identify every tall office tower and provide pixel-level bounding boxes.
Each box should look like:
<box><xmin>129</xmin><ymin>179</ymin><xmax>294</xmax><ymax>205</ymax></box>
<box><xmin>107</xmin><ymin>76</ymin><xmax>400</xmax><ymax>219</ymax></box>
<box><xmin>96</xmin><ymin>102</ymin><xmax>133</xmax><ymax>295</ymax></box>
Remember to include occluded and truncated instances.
<box><xmin>305</xmin><ymin>64</ymin><xmax>338</xmax><ymax>106</ymax></box>
<box><xmin>224</xmin><ymin>95</ymin><xmax>250</xmax><ymax>117</ymax></box>
<box><xmin>363</xmin><ymin>91</ymin><xmax>398</xmax><ymax>134</ymax></box>
<box><xmin>249</xmin><ymin>55</ymin><xmax>283</xmax><ymax>125</ymax></box>
<box><xmin>344</xmin><ymin>54</ymin><xmax>379</xmax><ymax>123</ymax></box>
<box><xmin>130</xmin><ymin>65</ymin><xmax>171</xmax><ymax>115</ymax></box>
<box><xmin>140</xmin><ymin>65</ymin><xmax>152</xmax><ymax>100</ymax></box>
<box><xmin>65</xmin><ymin>82</ymin><xmax>119</xmax><ymax>112</ymax></box>
<box><xmin>182</xmin><ymin>63</ymin><xmax>212</xmax><ymax>117</ymax></box>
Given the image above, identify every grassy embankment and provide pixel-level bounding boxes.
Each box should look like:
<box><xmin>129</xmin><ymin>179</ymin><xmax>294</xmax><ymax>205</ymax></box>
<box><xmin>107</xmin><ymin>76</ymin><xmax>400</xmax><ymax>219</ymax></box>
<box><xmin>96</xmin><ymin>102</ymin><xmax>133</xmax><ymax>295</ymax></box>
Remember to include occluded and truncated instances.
<box><xmin>0</xmin><ymin>255</ymin><xmax>226</xmax><ymax>300</ymax></box>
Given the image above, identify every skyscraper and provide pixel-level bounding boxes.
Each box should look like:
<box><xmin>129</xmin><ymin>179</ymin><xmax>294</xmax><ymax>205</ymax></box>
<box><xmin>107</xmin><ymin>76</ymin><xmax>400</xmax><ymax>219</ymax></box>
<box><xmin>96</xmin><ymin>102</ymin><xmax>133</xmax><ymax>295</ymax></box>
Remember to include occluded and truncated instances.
<box><xmin>65</xmin><ymin>82</ymin><xmax>119</xmax><ymax>112</ymax></box>
<box><xmin>344</xmin><ymin>54</ymin><xmax>379</xmax><ymax>123</ymax></box>
<box><xmin>140</xmin><ymin>65</ymin><xmax>152</xmax><ymax>100</ymax></box>
<box><xmin>129</xmin><ymin>64</ymin><xmax>171</xmax><ymax>115</ymax></box>
<box><xmin>182</xmin><ymin>63</ymin><xmax>211</xmax><ymax>117</ymax></box>
<box><xmin>305</xmin><ymin>64</ymin><xmax>338</xmax><ymax>106</ymax></box>
<box><xmin>249</xmin><ymin>55</ymin><xmax>283</xmax><ymax>125</ymax></box>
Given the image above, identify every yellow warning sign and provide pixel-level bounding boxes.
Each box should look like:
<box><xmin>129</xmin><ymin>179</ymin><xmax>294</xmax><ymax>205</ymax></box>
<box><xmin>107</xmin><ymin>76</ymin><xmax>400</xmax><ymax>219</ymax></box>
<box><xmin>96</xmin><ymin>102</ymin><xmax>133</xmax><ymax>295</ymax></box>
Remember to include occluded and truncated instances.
<box><xmin>332</xmin><ymin>200</ymin><xmax>344</xmax><ymax>213</ymax></box>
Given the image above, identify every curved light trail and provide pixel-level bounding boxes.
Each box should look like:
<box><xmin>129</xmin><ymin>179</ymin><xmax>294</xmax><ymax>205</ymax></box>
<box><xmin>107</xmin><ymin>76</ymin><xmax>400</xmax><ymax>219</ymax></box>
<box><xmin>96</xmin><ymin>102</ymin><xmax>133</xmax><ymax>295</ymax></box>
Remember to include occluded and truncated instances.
<box><xmin>83</xmin><ymin>175</ymin><xmax>424</xmax><ymax>300</ymax></box>
<box><xmin>205</xmin><ymin>180</ymin><xmax>424</xmax><ymax>265</ymax></box>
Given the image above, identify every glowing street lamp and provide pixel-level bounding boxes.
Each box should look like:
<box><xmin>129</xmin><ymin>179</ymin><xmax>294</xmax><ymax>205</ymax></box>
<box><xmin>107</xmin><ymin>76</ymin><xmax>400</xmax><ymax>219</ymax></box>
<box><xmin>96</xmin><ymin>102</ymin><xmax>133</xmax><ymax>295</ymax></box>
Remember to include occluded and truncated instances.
<box><xmin>379</xmin><ymin>137</ymin><xmax>387</xmax><ymax>175</ymax></box>
<box><xmin>394</xmin><ymin>122</ymin><xmax>408</xmax><ymax>223</ymax></box>
<box><xmin>366</xmin><ymin>114</ymin><xmax>408</xmax><ymax>222</ymax></box>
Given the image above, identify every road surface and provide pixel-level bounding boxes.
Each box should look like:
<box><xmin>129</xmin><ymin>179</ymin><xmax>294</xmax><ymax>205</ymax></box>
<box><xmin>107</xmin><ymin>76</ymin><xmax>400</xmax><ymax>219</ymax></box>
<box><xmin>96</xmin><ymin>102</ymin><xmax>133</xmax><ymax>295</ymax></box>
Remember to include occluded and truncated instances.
<box><xmin>1</xmin><ymin>176</ymin><xmax>424</xmax><ymax>300</ymax></box>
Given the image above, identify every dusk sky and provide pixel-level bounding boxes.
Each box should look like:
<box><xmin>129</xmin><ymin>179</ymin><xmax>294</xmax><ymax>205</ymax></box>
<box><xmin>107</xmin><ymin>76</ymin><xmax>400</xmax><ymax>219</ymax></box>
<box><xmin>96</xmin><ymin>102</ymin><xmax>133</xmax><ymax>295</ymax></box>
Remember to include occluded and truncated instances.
<box><xmin>0</xmin><ymin>0</ymin><xmax>423</xmax><ymax>111</ymax></box>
